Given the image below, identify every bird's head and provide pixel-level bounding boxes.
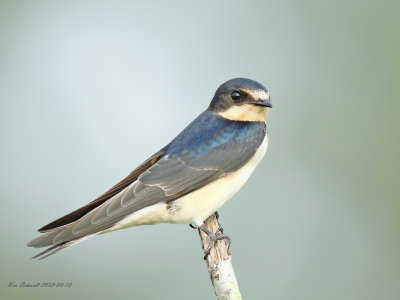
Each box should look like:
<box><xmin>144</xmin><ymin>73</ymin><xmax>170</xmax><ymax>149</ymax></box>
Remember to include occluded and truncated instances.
<box><xmin>208</xmin><ymin>78</ymin><xmax>272</xmax><ymax>122</ymax></box>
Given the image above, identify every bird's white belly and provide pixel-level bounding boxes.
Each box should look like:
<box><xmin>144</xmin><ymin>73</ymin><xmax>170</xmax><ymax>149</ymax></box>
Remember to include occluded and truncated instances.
<box><xmin>168</xmin><ymin>137</ymin><xmax>267</xmax><ymax>226</ymax></box>
<box><xmin>101</xmin><ymin>137</ymin><xmax>268</xmax><ymax>233</ymax></box>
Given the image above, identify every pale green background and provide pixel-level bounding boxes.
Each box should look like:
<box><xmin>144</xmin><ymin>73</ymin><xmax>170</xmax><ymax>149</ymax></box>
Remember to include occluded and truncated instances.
<box><xmin>1</xmin><ymin>1</ymin><xmax>399</xmax><ymax>299</ymax></box>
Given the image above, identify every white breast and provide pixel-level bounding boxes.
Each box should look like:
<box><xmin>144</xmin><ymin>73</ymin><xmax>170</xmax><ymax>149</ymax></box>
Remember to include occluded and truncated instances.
<box><xmin>167</xmin><ymin>136</ymin><xmax>268</xmax><ymax>226</ymax></box>
<box><xmin>101</xmin><ymin>135</ymin><xmax>268</xmax><ymax>233</ymax></box>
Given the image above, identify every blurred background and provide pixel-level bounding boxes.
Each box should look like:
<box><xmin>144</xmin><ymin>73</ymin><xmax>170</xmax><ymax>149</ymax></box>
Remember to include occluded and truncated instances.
<box><xmin>1</xmin><ymin>0</ymin><xmax>399</xmax><ymax>299</ymax></box>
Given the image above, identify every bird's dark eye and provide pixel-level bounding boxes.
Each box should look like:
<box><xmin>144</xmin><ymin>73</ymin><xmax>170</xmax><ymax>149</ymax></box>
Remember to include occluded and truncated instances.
<box><xmin>231</xmin><ymin>91</ymin><xmax>241</xmax><ymax>101</ymax></box>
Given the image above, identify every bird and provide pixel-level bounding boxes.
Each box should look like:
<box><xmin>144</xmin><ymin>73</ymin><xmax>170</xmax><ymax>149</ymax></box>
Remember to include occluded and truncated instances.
<box><xmin>27</xmin><ymin>78</ymin><xmax>272</xmax><ymax>259</ymax></box>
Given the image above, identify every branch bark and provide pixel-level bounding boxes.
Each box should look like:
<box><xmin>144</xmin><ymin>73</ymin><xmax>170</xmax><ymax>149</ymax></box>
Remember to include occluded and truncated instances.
<box><xmin>198</xmin><ymin>213</ymin><xmax>242</xmax><ymax>300</ymax></box>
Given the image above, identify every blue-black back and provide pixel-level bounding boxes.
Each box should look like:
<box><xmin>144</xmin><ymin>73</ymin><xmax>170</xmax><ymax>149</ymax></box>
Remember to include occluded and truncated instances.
<box><xmin>139</xmin><ymin>111</ymin><xmax>266</xmax><ymax>196</ymax></box>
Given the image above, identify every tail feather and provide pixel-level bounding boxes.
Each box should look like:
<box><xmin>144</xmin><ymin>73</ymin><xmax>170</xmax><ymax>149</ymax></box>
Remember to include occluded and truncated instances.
<box><xmin>27</xmin><ymin>228</ymin><xmax>96</xmax><ymax>260</ymax></box>
<box><xmin>31</xmin><ymin>243</ymin><xmax>67</xmax><ymax>260</ymax></box>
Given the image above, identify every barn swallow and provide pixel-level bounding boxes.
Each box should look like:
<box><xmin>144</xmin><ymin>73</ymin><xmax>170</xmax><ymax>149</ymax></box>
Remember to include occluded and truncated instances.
<box><xmin>27</xmin><ymin>78</ymin><xmax>272</xmax><ymax>259</ymax></box>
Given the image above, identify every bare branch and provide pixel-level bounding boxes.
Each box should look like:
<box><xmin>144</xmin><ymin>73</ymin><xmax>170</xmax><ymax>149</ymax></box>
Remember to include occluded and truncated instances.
<box><xmin>198</xmin><ymin>213</ymin><xmax>242</xmax><ymax>300</ymax></box>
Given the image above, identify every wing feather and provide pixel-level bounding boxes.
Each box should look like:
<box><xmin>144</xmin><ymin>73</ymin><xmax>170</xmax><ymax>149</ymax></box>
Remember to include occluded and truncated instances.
<box><xmin>38</xmin><ymin>148</ymin><xmax>166</xmax><ymax>232</ymax></box>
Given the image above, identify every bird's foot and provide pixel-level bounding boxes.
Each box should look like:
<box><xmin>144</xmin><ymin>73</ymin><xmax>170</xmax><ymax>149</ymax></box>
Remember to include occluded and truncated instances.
<box><xmin>190</xmin><ymin>212</ymin><xmax>218</xmax><ymax>229</ymax></box>
<box><xmin>200</xmin><ymin>224</ymin><xmax>231</xmax><ymax>259</ymax></box>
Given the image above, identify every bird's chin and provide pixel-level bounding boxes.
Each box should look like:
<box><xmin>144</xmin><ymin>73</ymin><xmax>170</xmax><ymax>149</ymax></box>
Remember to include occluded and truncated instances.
<box><xmin>256</xmin><ymin>106</ymin><xmax>269</xmax><ymax>121</ymax></box>
<box><xmin>218</xmin><ymin>104</ymin><xmax>268</xmax><ymax>122</ymax></box>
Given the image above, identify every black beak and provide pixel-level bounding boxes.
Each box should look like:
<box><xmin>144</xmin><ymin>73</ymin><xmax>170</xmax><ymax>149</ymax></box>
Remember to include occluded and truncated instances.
<box><xmin>248</xmin><ymin>99</ymin><xmax>272</xmax><ymax>108</ymax></box>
